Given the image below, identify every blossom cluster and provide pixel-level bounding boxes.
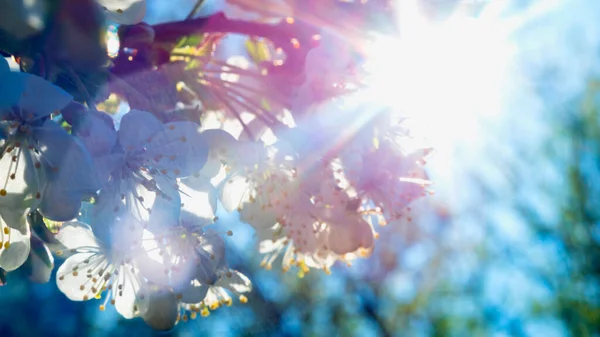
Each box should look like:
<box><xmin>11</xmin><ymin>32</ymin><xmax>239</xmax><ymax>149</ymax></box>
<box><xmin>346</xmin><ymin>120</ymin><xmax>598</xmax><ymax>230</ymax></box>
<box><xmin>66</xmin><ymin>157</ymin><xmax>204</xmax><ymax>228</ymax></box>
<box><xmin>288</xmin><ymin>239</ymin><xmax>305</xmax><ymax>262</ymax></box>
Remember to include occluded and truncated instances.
<box><xmin>0</xmin><ymin>55</ymin><xmax>253</xmax><ymax>329</ymax></box>
<box><xmin>0</xmin><ymin>0</ymin><xmax>431</xmax><ymax>331</ymax></box>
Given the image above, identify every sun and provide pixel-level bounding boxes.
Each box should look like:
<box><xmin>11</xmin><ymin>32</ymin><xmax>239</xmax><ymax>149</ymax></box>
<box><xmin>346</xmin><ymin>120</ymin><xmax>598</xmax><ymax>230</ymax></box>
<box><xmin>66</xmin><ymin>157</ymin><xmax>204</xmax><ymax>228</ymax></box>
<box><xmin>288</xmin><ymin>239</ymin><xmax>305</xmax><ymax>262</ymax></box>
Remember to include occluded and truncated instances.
<box><xmin>361</xmin><ymin>0</ymin><xmax>515</xmax><ymax>157</ymax></box>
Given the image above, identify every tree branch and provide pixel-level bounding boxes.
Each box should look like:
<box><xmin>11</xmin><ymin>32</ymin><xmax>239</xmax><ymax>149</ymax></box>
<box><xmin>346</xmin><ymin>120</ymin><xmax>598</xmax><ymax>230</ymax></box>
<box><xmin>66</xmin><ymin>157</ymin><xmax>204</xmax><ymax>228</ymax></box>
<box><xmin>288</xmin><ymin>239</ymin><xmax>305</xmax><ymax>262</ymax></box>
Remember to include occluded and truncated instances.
<box><xmin>148</xmin><ymin>12</ymin><xmax>318</xmax><ymax>78</ymax></box>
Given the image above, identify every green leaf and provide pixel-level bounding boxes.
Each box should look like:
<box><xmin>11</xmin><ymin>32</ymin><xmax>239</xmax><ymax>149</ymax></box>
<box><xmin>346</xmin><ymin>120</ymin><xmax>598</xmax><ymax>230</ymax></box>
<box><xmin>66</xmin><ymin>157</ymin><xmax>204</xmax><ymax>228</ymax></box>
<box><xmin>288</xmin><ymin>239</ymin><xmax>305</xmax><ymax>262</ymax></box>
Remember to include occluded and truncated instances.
<box><xmin>176</xmin><ymin>34</ymin><xmax>205</xmax><ymax>49</ymax></box>
<box><xmin>245</xmin><ymin>38</ymin><xmax>272</xmax><ymax>64</ymax></box>
<box><xmin>186</xmin><ymin>58</ymin><xmax>203</xmax><ymax>70</ymax></box>
<box><xmin>260</xmin><ymin>98</ymin><xmax>272</xmax><ymax>112</ymax></box>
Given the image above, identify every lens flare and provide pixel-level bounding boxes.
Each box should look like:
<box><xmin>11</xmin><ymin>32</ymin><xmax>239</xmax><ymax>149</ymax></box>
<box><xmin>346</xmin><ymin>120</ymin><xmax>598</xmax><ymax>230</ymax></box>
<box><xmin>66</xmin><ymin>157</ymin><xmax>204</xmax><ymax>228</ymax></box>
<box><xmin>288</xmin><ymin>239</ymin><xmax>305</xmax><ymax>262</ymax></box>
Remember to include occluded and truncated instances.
<box><xmin>106</xmin><ymin>25</ymin><xmax>120</xmax><ymax>58</ymax></box>
<box><xmin>364</xmin><ymin>3</ymin><xmax>515</xmax><ymax>148</ymax></box>
<box><xmin>354</xmin><ymin>0</ymin><xmax>521</xmax><ymax>192</ymax></box>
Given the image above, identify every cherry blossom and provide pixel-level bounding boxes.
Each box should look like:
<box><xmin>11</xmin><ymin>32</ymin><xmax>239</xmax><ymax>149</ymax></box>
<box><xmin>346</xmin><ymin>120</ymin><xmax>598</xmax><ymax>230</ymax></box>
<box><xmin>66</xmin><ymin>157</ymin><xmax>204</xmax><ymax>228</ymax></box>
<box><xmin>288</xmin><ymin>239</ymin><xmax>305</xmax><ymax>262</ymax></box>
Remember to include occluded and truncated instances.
<box><xmin>54</xmin><ymin>221</ymin><xmax>149</xmax><ymax>318</ymax></box>
<box><xmin>0</xmin><ymin>58</ymin><xmax>100</xmax><ymax>224</ymax></box>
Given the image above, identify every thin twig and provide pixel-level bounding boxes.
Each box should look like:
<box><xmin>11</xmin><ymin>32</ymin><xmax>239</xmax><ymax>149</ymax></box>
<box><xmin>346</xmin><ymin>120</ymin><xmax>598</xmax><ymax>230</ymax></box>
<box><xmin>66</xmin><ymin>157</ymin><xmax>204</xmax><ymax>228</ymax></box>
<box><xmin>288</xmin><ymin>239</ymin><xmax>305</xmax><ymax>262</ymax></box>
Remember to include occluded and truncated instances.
<box><xmin>185</xmin><ymin>0</ymin><xmax>206</xmax><ymax>20</ymax></box>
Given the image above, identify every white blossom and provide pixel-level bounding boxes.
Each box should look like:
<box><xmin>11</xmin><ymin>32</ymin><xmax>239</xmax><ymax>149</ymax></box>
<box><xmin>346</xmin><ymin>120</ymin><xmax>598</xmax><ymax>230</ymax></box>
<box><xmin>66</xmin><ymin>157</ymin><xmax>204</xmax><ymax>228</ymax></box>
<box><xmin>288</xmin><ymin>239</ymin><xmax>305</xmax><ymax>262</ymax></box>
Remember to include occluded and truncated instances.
<box><xmin>54</xmin><ymin>222</ymin><xmax>149</xmax><ymax>319</ymax></box>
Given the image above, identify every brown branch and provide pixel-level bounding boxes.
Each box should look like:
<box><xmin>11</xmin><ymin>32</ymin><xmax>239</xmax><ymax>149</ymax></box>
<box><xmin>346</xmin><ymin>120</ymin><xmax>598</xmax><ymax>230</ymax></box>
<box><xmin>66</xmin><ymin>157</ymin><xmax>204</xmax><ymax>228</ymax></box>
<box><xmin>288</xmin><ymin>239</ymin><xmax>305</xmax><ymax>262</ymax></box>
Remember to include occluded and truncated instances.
<box><xmin>110</xmin><ymin>12</ymin><xmax>319</xmax><ymax>121</ymax></box>
<box><xmin>154</xmin><ymin>12</ymin><xmax>313</xmax><ymax>50</ymax></box>
<box><xmin>151</xmin><ymin>12</ymin><xmax>318</xmax><ymax>75</ymax></box>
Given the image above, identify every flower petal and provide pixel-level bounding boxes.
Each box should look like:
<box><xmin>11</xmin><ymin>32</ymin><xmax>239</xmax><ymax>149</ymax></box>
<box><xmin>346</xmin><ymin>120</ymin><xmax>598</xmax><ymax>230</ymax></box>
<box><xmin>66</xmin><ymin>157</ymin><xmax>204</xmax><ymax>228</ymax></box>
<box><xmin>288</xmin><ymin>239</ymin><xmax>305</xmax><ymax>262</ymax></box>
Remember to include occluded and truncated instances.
<box><xmin>239</xmin><ymin>200</ymin><xmax>278</xmax><ymax>229</ymax></box>
<box><xmin>178</xmin><ymin>280</ymin><xmax>209</xmax><ymax>304</ymax></box>
<box><xmin>33</xmin><ymin>120</ymin><xmax>100</xmax><ymax>195</ymax></box>
<box><xmin>199</xmin><ymin>128</ymin><xmax>237</xmax><ymax>160</ymax></box>
<box><xmin>94</xmin><ymin>153</ymin><xmax>126</xmax><ymax>187</ymax></box>
<box><xmin>90</xmin><ymin>183</ymin><xmax>123</xmax><ymax>228</ymax></box>
<box><xmin>114</xmin><ymin>266</ymin><xmax>149</xmax><ymax>319</ymax></box>
<box><xmin>56</xmin><ymin>251</ymin><xmax>102</xmax><ymax>301</ymax></box>
<box><xmin>68</xmin><ymin>107</ymin><xmax>118</xmax><ymax>157</ymax></box>
<box><xmin>219</xmin><ymin>175</ymin><xmax>251</xmax><ymax>212</ymax></box>
<box><xmin>258</xmin><ymin>234</ymin><xmax>285</xmax><ymax>254</ymax></box>
<box><xmin>142</xmin><ymin>175</ymin><xmax>181</xmax><ymax>231</ymax></box>
<box><xmin>199</xmin><ymin>230</ymin><xmax>226</xmax><ymax>262</ymax></box>
<box><xmin>180</xmin><ymin>177</ymin><xmax>217</xmax><ymax>226</ymax></box>
<box><xmin>37</xmin><ymin>182</ymin><xmax>84</xmax><ymax>221</ymax></box>
<box><xmin>0</xmin><ymin>144</ymin><xmax>39</xmax><ymax>213</ymax></box>
<box><xmin>19</xmin><ymin>73</ymin><xmax>72</xmax><ymax>119</ymax></box>
<box><xmin>55</xmin><ymin>221</ymin><xmax>100</xmax><ymax>251</ymax></box>
<box><xmin>111</xmin><ymin>213</ymin><xmax>146</xmax><ymax>248</ymax></box>
<box><xmin>0</xmin><ymin>72</ymin><xmax>25</xmax><ymax>112</ymax></box>
<box><xmin>134</xmin><ymin>231</ymin><xmax>171</xmax><ymax>286</ymax></box>
<box><xmin>142</xmin><ymin>289</ymin><xmax>178</xmax><ymax>331</ymax></box>
<box><xmin>327</xmin><ymin>217</ymin><xmax>374</xmax><ymax>255</ymax></box>
<box><xmin>0</xmin><ymin>204</ymin><xmax>30</xmax><ymax>233</ymax></box>
<box><xmin>0</xmin><ymin>219</ymin><xmax>30</xmax><ymax>271</ymax></box>
<box><xmin>118</xmin><ymin>109</ymin><xmax>163</xmax><ymax>151</ymax></box>
<box><xmin>219</xmin><ymin>269</ymin><xmax>252</xmax><ymax>294</ymax></box>
<box><xmin>193</xmin><ymin>233</ymin><xmax>227</xmax><ymax>283</ymax></box>
<box><xmin>145</xmin><ymin>122</ymin><xmax>209</xmax><ymax>178</ymax></box>
<box><xmin>202</xmin><ymin>287</ymin><xmax>222</xmax><ymax>307</ymax></box>
<box><xmin>195</xmin><ymin>155</ymin><xmax>222</xmax><ymax>181</ymax></box>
